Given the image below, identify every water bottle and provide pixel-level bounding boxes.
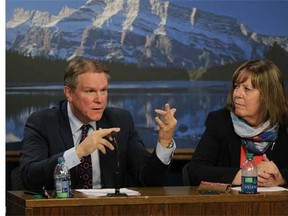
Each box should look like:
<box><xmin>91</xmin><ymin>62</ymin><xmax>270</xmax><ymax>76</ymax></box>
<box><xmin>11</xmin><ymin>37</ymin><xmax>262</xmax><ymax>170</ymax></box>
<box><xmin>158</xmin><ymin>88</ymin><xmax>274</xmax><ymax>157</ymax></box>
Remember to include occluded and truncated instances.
<box><xmin>241</xmin><ymin>153</ymin><xmax>257</xmax><ymax>194</ymax></box>
<box><xmin>54</xmin><ymin>157</ymin><xmax>71</xmax><ymax>198</ymax></box>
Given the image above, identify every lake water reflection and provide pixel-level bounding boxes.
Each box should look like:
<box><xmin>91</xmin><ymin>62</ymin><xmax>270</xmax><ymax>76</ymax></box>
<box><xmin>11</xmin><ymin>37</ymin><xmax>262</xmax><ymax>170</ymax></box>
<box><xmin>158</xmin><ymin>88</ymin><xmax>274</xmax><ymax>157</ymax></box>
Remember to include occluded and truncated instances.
<box><xmin>6</xmin><ymin>81</ymin><xmax>230</xmax><ymax>149</ymax></box>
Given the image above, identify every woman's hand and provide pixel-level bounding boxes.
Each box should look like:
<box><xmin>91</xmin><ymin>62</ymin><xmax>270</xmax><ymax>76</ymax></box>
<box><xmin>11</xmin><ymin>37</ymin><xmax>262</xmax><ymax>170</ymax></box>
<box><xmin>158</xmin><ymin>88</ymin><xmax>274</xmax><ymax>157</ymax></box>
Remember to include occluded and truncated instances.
<box><xmin>257</xmin><ymin>154</ymin><xmax>286</xmax><ymax>186</ymax></box>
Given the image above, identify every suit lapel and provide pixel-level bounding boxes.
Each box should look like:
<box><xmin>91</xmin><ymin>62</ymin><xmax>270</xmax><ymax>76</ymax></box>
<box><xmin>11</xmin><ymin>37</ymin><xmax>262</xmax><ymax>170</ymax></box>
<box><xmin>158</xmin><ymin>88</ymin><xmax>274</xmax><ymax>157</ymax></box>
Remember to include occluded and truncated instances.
<box><xmin>56</xmin><ymin>100</ymin><xmax>77</xmax><ymax>187</ymax></box>
<box><xmin>58</xmin><ymin>100</ymin><xmax>74</xmax><ymax>149</ymax></box>
<box><xmin>96</xmin><ymin>109</ymin><xmax>118</xmax><ymax>188</ymax></box>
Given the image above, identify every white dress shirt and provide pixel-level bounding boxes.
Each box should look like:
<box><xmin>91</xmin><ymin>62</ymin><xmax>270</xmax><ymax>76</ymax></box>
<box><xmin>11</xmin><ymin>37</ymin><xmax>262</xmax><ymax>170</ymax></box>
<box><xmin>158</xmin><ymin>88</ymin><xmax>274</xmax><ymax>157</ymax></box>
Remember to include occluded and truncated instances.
<box><xmin>63</xmin><ymin>102</ymin><xmax>176</xmax><ymax>188</ymax></box>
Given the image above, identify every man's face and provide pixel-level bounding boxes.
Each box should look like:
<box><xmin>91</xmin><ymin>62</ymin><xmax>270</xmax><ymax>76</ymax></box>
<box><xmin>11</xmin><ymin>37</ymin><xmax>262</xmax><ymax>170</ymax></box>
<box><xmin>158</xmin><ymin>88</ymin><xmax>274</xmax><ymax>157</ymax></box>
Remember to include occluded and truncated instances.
<box><xmin>64</xmin><ymin>72</ymin><xmax>108</xmax><ymax>124</ymax></box>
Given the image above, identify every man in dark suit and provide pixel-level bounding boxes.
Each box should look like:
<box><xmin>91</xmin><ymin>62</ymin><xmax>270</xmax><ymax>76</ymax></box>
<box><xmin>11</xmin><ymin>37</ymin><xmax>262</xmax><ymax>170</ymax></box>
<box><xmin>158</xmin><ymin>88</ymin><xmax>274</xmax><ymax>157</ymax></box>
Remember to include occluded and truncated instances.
<box><xmin>20</xmin><ymin>58</ymin><xmax>177</xmax><ymax>190</ymax></box>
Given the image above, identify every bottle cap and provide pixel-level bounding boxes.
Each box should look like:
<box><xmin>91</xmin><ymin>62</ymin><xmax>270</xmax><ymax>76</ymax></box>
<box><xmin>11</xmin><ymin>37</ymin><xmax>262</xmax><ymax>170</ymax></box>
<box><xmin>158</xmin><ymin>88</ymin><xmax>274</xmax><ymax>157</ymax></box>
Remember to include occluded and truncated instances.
<box><xmin>58</xmin><ymin>156</ymin><xmax>65</xmax><ymax>163</ymax></box>
<box><xmin>34</xmin><ymin>194</ymin><xmax>42</xmax><ymax>199</ymax></box>
<box><xmin>247</xmin><ymin>153</ymin><xmax>254</xmax><ymax>159</ymax></box>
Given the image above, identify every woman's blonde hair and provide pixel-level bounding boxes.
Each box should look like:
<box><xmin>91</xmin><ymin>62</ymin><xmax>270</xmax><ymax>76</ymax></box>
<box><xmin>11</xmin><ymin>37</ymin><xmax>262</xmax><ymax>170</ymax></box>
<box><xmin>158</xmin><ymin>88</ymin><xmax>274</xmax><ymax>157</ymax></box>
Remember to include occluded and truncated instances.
<box><xmin>226</xmin><ymin>59</ymin><xmax>288</xmax><ymax>127</ymax></box>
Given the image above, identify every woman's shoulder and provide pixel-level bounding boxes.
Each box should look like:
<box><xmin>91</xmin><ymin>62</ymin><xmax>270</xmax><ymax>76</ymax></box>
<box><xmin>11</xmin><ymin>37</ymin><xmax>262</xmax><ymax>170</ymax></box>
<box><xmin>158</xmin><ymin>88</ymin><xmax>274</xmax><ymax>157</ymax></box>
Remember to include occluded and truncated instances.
<box><xmin>205</xmin><ymin>107</ymin><xmax>232</xmax><ymax>128</ymax></box>
<box><xmin>205</xmin><ymin>107</ymin><xmax>234</xmax><ymax>135</ymax></box>
<box><xmin>207</xmin><ymin>107</ymin><xmax>231</xmax><ymax>120</ymax></box>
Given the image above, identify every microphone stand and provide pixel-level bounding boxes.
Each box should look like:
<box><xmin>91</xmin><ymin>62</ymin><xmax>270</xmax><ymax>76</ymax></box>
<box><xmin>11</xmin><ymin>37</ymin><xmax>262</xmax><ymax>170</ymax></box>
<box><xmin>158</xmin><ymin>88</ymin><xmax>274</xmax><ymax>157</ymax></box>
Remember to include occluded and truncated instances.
<box><xmin>107</xmin><ymin>131</ymin><xmax>127</xmax><ymax>197</ymax></box>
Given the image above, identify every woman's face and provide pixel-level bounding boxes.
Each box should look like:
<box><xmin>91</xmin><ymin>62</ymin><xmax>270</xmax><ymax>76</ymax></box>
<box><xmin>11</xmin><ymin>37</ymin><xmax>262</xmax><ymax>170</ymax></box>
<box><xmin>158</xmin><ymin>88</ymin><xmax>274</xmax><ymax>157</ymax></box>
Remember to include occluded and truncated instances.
<box><xmin>233</xmin><ymin>73</ymin><xmax>261</xmax><ymax>127</ymax></box>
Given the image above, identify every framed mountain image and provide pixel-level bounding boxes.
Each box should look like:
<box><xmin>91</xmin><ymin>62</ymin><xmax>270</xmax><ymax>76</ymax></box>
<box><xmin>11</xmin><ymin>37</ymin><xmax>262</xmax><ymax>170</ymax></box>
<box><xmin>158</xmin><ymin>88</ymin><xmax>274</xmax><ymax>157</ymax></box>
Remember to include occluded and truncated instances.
<box><xmin>6</xmin><ymin>0</ymin><xmax>288</xmax><ymax>149</ymax></box>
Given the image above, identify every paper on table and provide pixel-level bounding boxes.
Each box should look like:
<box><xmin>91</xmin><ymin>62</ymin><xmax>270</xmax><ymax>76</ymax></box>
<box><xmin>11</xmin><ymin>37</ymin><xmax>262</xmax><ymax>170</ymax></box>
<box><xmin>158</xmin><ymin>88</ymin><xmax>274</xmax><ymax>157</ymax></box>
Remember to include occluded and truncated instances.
<box><xmin>76</xmin><ymin>188</ymin><xmax>141</xmax><ymax>197</ymax></box>
<box><xmin>232</xmin><ymin>186</ymin><xmax>288</xmax><ymax>192</ymax></box>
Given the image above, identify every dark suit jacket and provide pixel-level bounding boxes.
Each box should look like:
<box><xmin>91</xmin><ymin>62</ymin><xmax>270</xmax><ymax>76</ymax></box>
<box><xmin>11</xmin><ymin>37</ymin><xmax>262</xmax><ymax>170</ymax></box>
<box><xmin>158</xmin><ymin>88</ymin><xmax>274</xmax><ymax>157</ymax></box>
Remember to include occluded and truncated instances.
<box><xmin>186</xmin><ymin>107</ymin><xmax>288</xmax><ymax>186</ymax></box>
<box><xmin>20</xmin><ymin>100</ymin><xmax>170</xmax><ymax>190</ymax></box>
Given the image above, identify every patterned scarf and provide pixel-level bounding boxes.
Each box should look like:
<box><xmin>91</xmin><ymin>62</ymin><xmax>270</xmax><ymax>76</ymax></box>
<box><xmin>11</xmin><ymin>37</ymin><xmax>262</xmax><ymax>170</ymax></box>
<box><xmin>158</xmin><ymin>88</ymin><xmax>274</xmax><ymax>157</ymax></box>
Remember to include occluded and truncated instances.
<box><xmin>230</xmin><ymin>112</ymin><xmax>278</xmax><ymax>155</ymax></box>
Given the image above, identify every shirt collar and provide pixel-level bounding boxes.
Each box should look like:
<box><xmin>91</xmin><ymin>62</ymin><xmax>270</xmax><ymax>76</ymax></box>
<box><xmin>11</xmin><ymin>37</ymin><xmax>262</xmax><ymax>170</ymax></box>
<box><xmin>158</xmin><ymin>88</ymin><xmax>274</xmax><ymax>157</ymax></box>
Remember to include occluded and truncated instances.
<box><xmin>67</xmin><ymin>102</ymin><xmax>96</xmax><ymax>135</ymax></box>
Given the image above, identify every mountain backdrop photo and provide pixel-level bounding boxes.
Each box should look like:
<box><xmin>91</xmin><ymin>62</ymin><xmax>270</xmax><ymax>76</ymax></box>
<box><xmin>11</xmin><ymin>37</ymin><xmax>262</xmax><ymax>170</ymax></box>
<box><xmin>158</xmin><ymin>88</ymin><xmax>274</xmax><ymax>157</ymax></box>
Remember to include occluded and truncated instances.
<box><xmin>6</xmin><ymin>0</ymin><xmax>288</xmax><ymax>150</ymax></box>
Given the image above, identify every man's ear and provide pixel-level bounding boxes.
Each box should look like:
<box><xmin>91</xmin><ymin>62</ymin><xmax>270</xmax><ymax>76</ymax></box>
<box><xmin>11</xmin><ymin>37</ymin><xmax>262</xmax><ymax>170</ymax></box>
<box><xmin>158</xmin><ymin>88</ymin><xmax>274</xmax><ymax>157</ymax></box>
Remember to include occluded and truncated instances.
<box><xmin>64</xmin><ymin>86</ymin><xmax>72</xmax><ymax>102</ymax></box>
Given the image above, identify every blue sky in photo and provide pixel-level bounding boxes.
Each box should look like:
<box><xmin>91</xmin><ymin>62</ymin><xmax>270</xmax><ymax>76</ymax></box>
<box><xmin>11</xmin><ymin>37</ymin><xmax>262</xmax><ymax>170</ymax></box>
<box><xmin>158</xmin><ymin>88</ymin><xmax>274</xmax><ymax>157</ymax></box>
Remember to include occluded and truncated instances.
<box><xmin>5</xmin><ymin>0</ymin><xmax>288</xmax><ymax>36</ymax></box>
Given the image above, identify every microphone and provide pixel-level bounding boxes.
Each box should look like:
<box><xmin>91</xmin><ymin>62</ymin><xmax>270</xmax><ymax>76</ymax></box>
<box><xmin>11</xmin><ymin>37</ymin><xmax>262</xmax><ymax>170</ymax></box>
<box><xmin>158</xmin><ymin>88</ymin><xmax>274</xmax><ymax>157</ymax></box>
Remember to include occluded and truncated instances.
<box><xmin>107</xmin><ymin>131</ymin><xmax>127</xmax><ymax>197</ymax></box>
<box><xmin>110</xmin><ymin>130</ymin><xmax>117</xmax><ymax>139</ymax></box>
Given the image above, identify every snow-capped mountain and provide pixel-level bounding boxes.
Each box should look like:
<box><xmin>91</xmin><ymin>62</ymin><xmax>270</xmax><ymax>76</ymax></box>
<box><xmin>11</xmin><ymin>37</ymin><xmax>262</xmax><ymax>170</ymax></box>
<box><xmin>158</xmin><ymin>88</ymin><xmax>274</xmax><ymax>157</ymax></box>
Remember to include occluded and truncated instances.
<box><xmin>6</xmin><ymin>0</ymin><xmax>288</xmax><ymax>70</ymax></box>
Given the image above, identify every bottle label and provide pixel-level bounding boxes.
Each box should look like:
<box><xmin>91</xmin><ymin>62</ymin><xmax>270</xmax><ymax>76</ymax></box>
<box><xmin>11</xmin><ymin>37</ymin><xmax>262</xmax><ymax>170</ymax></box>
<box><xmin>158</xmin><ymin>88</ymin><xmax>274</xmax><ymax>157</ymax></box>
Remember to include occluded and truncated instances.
<box><xmin>55</xmin><ymin>179</ymin><xmax>70</xmax><ymax>198</ymax></box>
<box><xmin>241</xmin><ymin>176</ymin><xmax>257</xmax><ymax>194</ymax></box>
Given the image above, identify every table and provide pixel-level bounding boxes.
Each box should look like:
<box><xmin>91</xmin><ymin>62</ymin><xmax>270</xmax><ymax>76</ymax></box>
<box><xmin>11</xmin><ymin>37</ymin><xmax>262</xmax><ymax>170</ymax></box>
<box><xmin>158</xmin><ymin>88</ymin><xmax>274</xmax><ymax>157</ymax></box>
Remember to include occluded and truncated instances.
<box><xmin>7</xmin><ymin>186</ymin><xmax>288</xmax><ymax>216</ymax></box>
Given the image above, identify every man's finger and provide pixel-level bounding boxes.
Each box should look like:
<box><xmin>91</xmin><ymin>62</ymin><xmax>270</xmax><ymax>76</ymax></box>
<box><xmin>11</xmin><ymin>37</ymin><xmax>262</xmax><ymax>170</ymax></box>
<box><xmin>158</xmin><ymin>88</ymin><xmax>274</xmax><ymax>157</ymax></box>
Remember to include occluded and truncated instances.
<box><xmin>96</xmin><ymin>127</ymin><xmax>120</xmax><ymax>137</ymax></box>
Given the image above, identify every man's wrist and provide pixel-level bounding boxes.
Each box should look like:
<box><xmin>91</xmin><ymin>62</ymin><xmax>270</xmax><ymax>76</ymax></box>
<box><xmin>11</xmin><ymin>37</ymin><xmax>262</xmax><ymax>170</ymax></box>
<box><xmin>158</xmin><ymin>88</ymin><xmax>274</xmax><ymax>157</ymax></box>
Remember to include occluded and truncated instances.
<box><xmin>159</xmin><ymin>139</ymin><xmax>173</xmax><ymax>148</ymax></box>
